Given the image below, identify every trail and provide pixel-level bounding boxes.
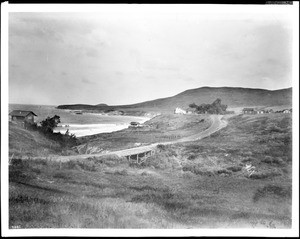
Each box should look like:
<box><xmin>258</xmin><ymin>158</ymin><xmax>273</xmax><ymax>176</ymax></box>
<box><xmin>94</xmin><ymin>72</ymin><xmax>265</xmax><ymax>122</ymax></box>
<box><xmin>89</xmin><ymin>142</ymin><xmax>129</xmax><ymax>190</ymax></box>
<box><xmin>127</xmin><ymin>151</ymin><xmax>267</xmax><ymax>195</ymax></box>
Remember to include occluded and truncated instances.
<box><xmin>32</xmin><ymin>115</ymin><xmax>227</xmax><ymax>162</ymax></box>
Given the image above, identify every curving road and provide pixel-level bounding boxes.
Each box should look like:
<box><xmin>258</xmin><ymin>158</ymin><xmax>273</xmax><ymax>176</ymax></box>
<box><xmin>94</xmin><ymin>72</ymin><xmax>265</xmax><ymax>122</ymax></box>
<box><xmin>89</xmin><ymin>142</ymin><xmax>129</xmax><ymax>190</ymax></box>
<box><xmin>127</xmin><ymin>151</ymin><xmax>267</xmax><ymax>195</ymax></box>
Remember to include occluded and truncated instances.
<box><xmin>44</xmin><ymin>114</ymin><xmax>227</xmax><ymax>162</ymax></box>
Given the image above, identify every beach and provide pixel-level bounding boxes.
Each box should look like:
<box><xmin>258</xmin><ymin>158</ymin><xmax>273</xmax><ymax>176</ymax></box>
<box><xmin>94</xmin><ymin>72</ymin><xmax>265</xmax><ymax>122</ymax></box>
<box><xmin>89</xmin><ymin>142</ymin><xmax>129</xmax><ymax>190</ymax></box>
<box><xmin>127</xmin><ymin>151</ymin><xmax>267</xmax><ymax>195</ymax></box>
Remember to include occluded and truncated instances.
<box><xmin>54</xmin><ymin>116</ymin><xmax>150</xmax><ymax>137</ymax></box>
<box><xmin>9</xmin><ymin>104</ymin><xmax>151</xmax><ymax>137</ymax></box>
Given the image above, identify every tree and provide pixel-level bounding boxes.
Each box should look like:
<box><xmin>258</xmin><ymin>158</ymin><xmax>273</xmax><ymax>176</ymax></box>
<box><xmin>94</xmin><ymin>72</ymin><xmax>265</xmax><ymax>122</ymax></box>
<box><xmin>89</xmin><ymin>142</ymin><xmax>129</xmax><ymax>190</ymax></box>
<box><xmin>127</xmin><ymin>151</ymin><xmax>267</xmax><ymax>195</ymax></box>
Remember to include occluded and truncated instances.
<box><xmin>40</xmin><ymin>115</ymin><xmax>61</xmax><ymax>133</ymax></box>
<box><xmin>190</xmin><ymin>99</ymin><xmax>228</xmax><ymax>115</ymax></box>
<box><xmin>189</xmin><ymin>103</ymin><xmax>198</xmax><ymax>108</ymax></box>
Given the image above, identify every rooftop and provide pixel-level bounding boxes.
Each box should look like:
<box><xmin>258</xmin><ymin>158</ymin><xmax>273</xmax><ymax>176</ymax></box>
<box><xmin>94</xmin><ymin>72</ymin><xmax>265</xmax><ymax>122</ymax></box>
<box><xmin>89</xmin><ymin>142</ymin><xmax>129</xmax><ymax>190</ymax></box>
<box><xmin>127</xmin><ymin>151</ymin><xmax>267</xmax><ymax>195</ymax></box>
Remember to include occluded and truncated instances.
<box><xmin>9</xmin><ymin>110</ymin><xmax>37</xmax><ymax>117</ymax></box>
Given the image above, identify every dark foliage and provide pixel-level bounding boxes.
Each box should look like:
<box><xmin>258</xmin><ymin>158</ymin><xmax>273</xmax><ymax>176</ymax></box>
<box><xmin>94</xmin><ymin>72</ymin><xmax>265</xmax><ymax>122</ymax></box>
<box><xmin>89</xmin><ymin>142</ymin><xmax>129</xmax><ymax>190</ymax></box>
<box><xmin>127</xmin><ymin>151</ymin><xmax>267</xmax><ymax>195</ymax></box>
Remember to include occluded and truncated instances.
<box><xmin>35</xmin><ymin>115</ymin><xmax>78</xmax><ymax>148</ymax></box>
<box><xmin>192</xmin><ymin>98</ymin><xmax>228</xmax><ymax>114</ymax></box>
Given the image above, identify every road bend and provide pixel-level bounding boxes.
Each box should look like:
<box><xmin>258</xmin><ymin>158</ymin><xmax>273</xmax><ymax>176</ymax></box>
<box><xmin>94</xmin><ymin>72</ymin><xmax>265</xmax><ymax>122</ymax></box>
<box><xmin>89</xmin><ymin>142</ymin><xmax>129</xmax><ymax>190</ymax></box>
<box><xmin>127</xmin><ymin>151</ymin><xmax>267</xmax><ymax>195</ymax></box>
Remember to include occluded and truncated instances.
<box><xmin>33</xmin><ymin>114</ymin><xmax>228</xmax><ymax>162</ymax></box>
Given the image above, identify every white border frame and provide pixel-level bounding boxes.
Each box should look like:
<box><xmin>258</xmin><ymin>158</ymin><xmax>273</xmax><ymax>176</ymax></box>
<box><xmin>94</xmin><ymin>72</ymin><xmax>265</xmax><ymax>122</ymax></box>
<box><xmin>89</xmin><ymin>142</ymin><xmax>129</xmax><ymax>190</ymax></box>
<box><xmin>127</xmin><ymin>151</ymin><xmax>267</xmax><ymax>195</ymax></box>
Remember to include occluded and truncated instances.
<box><xmin>1</xmin><ymin>2</ymin><xmax>299</xmax><ymax>237</ymax></box>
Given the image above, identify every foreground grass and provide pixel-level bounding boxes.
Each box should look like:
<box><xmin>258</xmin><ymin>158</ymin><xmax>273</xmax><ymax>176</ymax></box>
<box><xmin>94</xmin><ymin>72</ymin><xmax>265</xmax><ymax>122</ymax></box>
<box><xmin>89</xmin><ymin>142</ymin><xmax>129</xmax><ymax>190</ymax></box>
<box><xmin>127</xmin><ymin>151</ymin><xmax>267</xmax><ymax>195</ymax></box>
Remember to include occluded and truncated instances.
<box><xmin>9</xmin><ymin>113</ymin><xmax>292</xmax><ymax>228</ymax></box>
<box><xmin>9</xmin><ymin>123</ymin><xmax>62</xmax><ymax>158</ymax></box>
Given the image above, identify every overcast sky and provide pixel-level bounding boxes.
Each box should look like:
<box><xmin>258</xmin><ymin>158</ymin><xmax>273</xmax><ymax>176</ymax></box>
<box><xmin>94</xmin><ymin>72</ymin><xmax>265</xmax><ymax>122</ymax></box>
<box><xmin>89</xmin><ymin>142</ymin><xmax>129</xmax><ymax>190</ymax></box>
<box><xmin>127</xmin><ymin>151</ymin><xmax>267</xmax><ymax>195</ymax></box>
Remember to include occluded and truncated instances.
<box><xmin>9</xmin><ymin>5</ymin><xmax>293</xmax><ymax>105</ymax></box>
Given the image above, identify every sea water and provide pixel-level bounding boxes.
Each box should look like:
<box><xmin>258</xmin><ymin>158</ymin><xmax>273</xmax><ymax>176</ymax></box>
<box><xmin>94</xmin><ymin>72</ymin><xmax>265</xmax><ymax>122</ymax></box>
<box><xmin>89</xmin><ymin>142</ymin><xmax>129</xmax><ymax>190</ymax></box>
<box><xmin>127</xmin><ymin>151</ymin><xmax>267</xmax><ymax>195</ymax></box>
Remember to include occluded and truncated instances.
<box><xmin>9</xmin><ymin>104</ymin><xmax>150</xmax><ymax>137</ymax></box>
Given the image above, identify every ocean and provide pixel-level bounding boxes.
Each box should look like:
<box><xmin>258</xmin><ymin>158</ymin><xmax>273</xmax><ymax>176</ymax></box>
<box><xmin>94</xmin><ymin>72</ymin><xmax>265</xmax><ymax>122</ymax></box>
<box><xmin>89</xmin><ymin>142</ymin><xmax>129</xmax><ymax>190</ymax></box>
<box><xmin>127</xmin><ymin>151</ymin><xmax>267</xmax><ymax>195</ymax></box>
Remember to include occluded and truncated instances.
<box><xmin>9</xmin><ymin>104</ymin><xmax>150</xmax><ymax>137</ymax></box>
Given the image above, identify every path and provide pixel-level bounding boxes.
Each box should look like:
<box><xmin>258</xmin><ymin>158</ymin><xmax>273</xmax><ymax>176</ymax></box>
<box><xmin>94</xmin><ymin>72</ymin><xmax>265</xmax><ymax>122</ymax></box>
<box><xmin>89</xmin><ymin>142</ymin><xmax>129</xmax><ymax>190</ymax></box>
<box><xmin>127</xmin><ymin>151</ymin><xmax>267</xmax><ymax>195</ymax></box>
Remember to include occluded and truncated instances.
<box><xmin>33</xmin><ymin>115</ymin><xmax>227</xmax><ymax>162</ymax></box>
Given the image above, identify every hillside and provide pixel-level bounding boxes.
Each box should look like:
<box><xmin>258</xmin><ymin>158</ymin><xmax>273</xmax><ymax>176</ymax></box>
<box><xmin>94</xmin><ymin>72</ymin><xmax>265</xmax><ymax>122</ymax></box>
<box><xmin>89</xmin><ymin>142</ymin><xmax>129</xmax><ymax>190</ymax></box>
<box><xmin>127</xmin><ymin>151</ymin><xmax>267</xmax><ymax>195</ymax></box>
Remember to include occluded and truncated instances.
<box><xmin>9</xmin><ymin>113</ymin><xmax>292</xmax><ymax>228</ymax></box>
<box><xmin>9</xmin><ymin>122</ymin><xmax>62</xmax><ymax>157</ymax></box>
<box><xmin>57</xmin><ymin>87</ymin><xmax>292</xmax><ymax>113</ymax></box>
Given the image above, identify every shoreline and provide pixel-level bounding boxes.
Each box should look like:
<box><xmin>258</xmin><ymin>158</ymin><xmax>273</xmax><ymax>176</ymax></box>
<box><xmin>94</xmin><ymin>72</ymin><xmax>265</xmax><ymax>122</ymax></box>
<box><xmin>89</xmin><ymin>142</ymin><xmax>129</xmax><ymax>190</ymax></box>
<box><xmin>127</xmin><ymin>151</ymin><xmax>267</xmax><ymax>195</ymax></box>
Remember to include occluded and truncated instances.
<box><xmin>54</xmin><ymin>115</ymin><xmax>152</xmax><ymax>137</ymax></box>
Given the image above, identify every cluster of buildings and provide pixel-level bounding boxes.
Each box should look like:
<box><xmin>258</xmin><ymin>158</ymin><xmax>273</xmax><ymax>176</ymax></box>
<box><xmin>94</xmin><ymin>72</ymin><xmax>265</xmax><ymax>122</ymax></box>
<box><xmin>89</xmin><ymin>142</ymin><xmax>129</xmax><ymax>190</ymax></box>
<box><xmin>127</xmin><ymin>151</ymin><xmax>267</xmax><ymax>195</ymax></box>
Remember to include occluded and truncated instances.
<box><xmin>242</xmin><ymin>108</ymin><xmax>292</xmax><ymax>114</ymax></box>
<box><xmin>174</xmin><ymin>107</ymin><xmax>194</xmax><ymax>115</ymax></box>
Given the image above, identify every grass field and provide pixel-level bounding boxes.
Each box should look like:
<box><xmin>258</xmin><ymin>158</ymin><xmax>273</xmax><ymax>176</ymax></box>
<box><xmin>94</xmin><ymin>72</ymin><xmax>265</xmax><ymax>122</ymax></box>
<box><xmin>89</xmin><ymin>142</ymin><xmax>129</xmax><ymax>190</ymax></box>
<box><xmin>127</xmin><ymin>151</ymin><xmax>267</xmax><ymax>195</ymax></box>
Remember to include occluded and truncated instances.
<box><xmin>9</xmin><ymin>123</ymin><xmax>62</xmax><ymax>158</ymax></box>
<box><xmin>9</xmin><ymin>113</ymin><xmax>292</xmax><ymax>228</ymax></box>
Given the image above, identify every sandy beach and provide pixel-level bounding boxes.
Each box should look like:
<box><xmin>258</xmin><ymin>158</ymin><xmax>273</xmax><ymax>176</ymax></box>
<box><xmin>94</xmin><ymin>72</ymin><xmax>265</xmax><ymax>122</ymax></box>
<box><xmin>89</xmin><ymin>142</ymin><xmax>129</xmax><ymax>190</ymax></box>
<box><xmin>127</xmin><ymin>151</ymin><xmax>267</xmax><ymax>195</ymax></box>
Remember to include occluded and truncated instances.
<box><xmin>54</xmin><ymin>116</ymin><xmax>151</xmax><ymax>137</ymax></box>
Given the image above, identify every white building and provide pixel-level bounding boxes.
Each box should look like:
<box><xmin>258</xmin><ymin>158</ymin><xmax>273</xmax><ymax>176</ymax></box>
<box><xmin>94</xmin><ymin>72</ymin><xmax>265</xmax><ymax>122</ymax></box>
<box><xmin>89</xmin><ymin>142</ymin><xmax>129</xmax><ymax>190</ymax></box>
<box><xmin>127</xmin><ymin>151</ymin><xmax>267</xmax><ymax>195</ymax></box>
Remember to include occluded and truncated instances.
<box><xmin>174</xmin><ymin>107</ymin><xmax>187</xmax><ymax>114</ymax></box>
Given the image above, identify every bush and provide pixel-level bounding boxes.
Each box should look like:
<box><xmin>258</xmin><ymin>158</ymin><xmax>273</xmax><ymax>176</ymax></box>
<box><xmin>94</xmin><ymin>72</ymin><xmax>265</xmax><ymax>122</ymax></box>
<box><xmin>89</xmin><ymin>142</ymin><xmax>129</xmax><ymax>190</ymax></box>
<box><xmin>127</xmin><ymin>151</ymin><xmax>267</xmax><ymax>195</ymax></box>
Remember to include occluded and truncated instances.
<box><xmin>187</xmin><ymin>154</ymin><xmax>197</xmax><ymax>160</ymax></box>
<box><xmin>157</xmin><ymin>144</ymin><xmax>166</xmax><ymax>151</ymax></box>
<box><xmin>53</xmin><ymin>171</ymin><xmax>73</xmax><ymax>180</ymax></box>
<box><xmin>9</xmin><ymin>159</ymin><xmax>36</xmax><ymax>183</ymax></box>
<box><xmin>253</xmin><ymin>184</ymin><xmax>292</xmax><ymax>202</ymax></box>
<box><xmin>76</xmin><ymin>160</ymin><xmax>97</xmax><ymax>172</ymax></box>
<box><xmin>141</xmin><ymin>154</ymin><xmax>179</xmax><ymax>170</ymax></box>
<box><xmin>216</xmin><ymin>169</ymin><xmax>232</xmax><ymax>176</ymax></box>
<box><xmin>182</xmin><ymin>164</ymin><xmax>215</xmax><ymax>176</ymax></box>
<box><xmin>96</xmin><ymin>155</ymin><xmax>126</xmax><ymax>166</ymax></box>
<box><xmin>250</xmin><ymin>170</ymin><xmax>282</xmax><ymax>180</ymax></box>
<box><xmin>262</xmin><ymin>156</ymin><xmax>285</xmax><ymax>165</ymax></box>
<box><xmin>113</xmin><ymin>169</ymin><xmax>128</xmax><ymax>176</ymax></box>
<box><xmin>227</xmin><ymin>165</ymin><xmax>242</xmax><ymax>172</ymax></box>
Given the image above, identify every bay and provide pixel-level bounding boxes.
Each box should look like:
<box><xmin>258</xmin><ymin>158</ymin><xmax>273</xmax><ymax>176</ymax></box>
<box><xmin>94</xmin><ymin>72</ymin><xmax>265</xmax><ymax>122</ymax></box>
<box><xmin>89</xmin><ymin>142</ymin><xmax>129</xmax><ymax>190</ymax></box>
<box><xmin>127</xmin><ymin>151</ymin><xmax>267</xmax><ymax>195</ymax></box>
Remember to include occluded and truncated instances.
<box><xmin>9</xmin><ymin>104</ymin><xmax>150</xmax><ymax>137</ymax></box>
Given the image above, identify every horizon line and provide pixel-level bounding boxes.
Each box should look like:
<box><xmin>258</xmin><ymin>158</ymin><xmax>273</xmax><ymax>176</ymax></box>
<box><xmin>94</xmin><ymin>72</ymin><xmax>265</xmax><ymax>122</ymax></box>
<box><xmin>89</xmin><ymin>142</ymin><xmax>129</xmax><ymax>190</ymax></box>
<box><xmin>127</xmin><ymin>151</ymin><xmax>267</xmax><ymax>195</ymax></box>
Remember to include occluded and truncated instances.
<box><xmin>9</xmin><ymin>85</ymin><xmax>292</xmax><ymax>107</ymax></box>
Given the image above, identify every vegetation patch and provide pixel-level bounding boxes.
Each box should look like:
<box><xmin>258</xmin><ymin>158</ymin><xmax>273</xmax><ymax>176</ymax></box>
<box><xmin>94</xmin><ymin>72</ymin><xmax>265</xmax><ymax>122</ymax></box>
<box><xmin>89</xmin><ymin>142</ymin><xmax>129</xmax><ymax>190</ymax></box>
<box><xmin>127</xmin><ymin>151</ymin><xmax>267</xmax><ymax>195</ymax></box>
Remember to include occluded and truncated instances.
<box><xmin>253</xmin><ymin>184</ymin><xmax>292</xmax><ymax>202</ymax></box>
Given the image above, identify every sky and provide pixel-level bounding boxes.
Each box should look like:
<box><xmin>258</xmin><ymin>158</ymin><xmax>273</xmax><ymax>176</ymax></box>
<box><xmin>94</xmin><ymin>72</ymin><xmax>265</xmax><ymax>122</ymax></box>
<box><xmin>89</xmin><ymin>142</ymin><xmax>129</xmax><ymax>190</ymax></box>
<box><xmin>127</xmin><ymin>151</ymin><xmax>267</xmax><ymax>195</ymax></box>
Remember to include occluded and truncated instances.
<box><xmin>8</xmin><ymin>5</ymin><xmax>294</xmax><ymax>106</ymax></box>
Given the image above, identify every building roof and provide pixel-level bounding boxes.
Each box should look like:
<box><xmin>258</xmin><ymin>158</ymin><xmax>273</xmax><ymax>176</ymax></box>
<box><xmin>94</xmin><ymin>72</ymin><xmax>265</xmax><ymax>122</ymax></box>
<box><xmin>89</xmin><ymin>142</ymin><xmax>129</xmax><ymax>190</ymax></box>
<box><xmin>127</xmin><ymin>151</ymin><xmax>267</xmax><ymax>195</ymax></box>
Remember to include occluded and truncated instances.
<box><xmin>242</xmin><ymin>108</ymin><xmax>255</xmax><ymax>111</ymax></box>
<box><xmin>130</xmin><ymin>121</ymin><xmax>140</xmax><ymax>125</ymax></box>
<box><xmin>9</xmin><ymin>110</ymin><xmax>37</xmax><ymax>117</ymax></box>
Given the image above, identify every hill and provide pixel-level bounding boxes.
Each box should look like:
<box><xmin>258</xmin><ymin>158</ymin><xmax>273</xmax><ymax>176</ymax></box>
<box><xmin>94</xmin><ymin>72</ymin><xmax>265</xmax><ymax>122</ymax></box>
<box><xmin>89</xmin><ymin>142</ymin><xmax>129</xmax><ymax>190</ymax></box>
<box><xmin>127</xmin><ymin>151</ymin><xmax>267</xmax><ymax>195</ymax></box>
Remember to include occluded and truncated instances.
<box><xmin>57</xmin><ymin>87</ymin><xmax>292</xmax><ymax>113</ymax></box>
<box><xmin>9</xmin><ymin>122</ymin><xmax>61</xmax><ymax>157</ymax></box>
<box><xmin>9</xmin><ymin>113</ymin><xmax>292</xmax><ymax>228</ymax></box>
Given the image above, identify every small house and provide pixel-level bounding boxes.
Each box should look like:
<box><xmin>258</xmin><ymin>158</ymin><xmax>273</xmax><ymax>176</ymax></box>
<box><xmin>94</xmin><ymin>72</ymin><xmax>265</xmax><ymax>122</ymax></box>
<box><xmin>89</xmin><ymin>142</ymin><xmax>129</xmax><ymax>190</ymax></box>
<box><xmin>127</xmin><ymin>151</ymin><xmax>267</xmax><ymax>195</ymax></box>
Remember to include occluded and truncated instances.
<box><xmin>283</xmin><ymin>109</ymin><xmax>292</xmax><ymax>114</ymax></box>
<box><xmin>174</xmin><ymin>107</ymin><xmax>187</xmax><ymax>114</ymax></box>
<box><xmin>256</xmin><ymin>109</ymin><xmax>265</xmax><ymax>114</ymax></box>
<box><xmin>242</xmin><ymin>108</ymin><xmax>256</xmax><ymax>114</ymax></box>
<box><xmin>265</xmin><ymin>109</ymin><xmax>274</xmax><ymax>114</ymax></box>
<box><xmin>9</xmin><ymin>110</ymin><xmax>37</xmax><ymax>125</ymax></box>
<box><xmin>130</xmin><ymin>121</ymin><xmax>141</xmax><ymax>127</ymax></box>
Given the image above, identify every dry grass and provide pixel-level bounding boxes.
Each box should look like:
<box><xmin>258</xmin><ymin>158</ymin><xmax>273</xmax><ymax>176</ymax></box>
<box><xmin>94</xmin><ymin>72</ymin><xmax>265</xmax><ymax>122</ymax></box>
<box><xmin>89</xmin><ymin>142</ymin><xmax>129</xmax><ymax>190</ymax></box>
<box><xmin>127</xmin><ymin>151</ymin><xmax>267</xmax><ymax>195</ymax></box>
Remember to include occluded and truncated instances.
<box><xmin>9</xmin><ymin>113</ymin><xmax>292</xmax><ymax>229</ymax></box>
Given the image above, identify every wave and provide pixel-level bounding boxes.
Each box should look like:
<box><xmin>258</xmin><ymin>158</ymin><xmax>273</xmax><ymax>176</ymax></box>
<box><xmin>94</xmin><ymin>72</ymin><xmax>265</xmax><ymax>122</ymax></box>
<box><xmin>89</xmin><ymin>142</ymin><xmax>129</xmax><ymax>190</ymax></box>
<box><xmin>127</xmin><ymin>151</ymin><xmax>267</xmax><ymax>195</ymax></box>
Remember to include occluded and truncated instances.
<box><xmin>57</xmin><ymin>123</ymin><xmax>127</xmax><ymax>128</ymax></box>
<box><xmin>54</xmin><ymin>123</ymin><xmax>130</xmax><ymax>137</ymax></box>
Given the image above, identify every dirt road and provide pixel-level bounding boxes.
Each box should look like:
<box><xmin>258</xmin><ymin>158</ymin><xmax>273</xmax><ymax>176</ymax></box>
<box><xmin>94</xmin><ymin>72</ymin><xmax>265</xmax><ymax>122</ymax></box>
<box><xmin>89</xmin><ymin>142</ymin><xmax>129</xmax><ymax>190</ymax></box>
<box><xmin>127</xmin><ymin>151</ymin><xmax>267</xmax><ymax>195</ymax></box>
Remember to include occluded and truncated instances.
<box><xmin>43</xmin><ymin>114</ymin><xmax>227</xmax><ymax>162</ymax></box>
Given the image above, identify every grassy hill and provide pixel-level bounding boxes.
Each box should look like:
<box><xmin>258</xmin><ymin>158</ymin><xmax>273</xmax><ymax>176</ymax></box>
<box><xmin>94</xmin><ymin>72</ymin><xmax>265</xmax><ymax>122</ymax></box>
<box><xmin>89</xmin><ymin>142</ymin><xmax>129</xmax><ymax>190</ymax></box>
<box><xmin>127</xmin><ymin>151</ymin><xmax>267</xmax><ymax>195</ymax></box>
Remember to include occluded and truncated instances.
<box><xmin>9</xmin><ymin>123</ymin><xmax>62</xmax><ymax>158</ymax></box>
<box><xmin>9</xmin><ymin>122</ymin><xmax>78</xmax><ymax>158</ymax></box>
<box><xmin>9</xmin><ymin>113</ymin><xmax>292</xmax><ymax>228</ymax></box>
<box><xmin>57</xmin><ymin>87</ymin><xmax>292</xmax><ymax>113</ymax></box>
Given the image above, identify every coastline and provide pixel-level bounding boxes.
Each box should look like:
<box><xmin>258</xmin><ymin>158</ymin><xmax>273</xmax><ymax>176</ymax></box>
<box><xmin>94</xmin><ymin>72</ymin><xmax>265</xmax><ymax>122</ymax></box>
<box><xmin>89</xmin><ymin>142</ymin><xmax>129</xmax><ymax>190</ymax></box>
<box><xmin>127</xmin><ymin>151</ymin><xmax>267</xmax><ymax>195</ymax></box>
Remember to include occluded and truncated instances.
<box><xmin>54</xmin><ymin>115</ymin><xmax>152</xmax><ymax>137</ymax></box>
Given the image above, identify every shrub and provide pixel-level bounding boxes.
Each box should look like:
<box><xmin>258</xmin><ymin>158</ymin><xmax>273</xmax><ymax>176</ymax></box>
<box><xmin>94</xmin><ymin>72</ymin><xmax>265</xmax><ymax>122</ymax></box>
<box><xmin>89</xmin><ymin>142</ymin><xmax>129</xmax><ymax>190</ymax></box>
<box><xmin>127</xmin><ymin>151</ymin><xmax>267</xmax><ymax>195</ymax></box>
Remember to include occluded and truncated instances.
<box><xmin>262</xmin><ymin>156</ymin><xmax>273</xmax><ymax>164</ymax></box>
<box><xmin>9</xmin><ymin>159</ymin><xmax>36</xmax><ymax>183</ymax></box>
<box><xmin>182</xmin><ymin>165</ymin><xmax>215</xmax><ymax>176</ymax></box>
<box><xmin>187</xmin><ymin>154</ymin><xmax>197</xmax><ymax>160</ymax></box>
<box><xmin>62</xmin><ymin>160</ymin><xmax>80</xmax><ymax>170</ymax></box>
<box><xmin>96</xmin><ymin>155</ymin><xmax>126</xmax><ymax>166</ymax></box>
<box><xmin>157</xmin><ymin>144</ymin><xmax>166</xmax><ymax>151</ymax></box>
<box><xmin>76</xmin><ymin>160</ymin><xmax>97</xmax><ymax>172</ymax></box>
<box><xmin>53</xmin><ymin>171</ymin><xmax>73</xmax><ymax>180</ymax></box>
<box><xmin>10</xmin><ymin>195</ymin><xmax>50</xmax><ymax>205</ymax></box>
<box><xmin>250</xmin><ymin>170</ymin><xmax>282</xmax><ymax>180</ymax></box>
<box><xmin>262</xmin><ymin>156</ymin><xmax>285</xmax><ymax>165</ymax></box>
<box><xmin>253</xmin><ymin>184</ymin><xmax>292</xmax><ymax>202</ymax></box>
<box><xmin>141</xmin><ymin>154</ymin><xmax>179</xmax><ymax>170</ymax></box>
<box><xmin>227</xmin><ymin>165</ymin><xmax>242</xmax><ymax>172</ymax></box>
<box><xmin>216</xmin><ymin>169</ymin><xmax>232</xmax><ymax>175</ymax></box>
<box><xmin>113</xmin><ymin>169</ymin><xmax>128</xmax><ymax>176</ymax></box>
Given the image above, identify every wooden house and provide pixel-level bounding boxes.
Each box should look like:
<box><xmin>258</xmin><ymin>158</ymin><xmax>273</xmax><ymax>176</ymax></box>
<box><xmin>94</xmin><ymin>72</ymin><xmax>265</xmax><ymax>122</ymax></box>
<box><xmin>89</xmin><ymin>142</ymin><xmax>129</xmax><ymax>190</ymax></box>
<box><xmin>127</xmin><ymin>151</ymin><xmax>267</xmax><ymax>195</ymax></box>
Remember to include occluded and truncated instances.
<box><xmin>174</xmin><ymin>107</ymin><xmax>187</xmax><ymax>114</ymax></box>
<box><xmin>9</xmin><ymin>110</ymin><xmax>37</xmax><ymax>125</ymax></box>
<box><xmin>242</xmin><ymin>108</ymin><xmax>256</xmax><ymax>114</ymax></box>
<box><xmin>283</xmin><ymin>109</ymin><xmax>292</xmax><ymax>114</ymax></box>
<box><xmin>256</xmin><ymin>109</ymin><xmax>265</xmax><ymax>114</ymax></box>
